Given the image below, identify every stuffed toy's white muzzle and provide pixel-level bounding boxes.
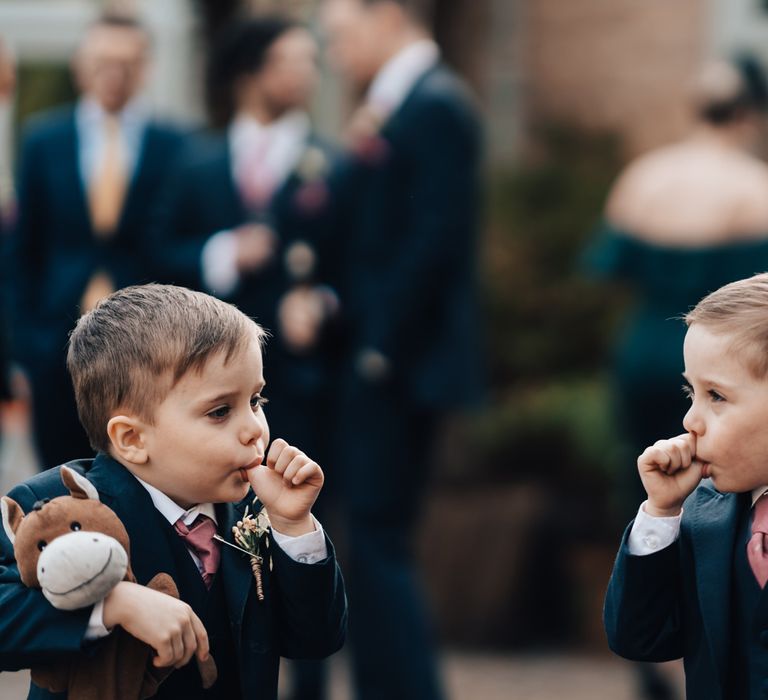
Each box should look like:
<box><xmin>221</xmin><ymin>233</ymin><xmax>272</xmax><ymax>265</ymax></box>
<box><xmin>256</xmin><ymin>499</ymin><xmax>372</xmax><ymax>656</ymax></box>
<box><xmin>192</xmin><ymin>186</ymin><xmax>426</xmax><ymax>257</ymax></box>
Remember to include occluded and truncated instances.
<box><xmin>37</xmin><ymin>531</ymin><xmax>128</xmax><ymax>610</ymax></box>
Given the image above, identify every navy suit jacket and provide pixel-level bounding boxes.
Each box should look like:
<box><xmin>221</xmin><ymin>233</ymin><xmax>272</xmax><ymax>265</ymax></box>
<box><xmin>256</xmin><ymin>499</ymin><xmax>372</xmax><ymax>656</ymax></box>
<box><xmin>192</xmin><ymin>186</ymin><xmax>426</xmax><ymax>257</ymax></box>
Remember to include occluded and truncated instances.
<box><xmin>0</xmin><ymin>454</ymin><xmax>347</xmax><ymax>699</ymax></box>
<box><xmin>337</xmin><ymin>64</ymin><xmax>485</xmax><ymax>409</ymax></box>
<box><xmin>0</xmin><ymin>210</ymin><xmax>10</xmax><ymax>400</ymax></box>
<box><xmin>150</xmin><ymin>131</ymin><xmax>343</xmax><ymax>339</ymax></box>
<box><xmin>10</xmin><ymin>107</ymin><xmax>186</xmax><ymax>372</ymax></box>
<box><xmin>604</xmin><ymin>480</ymin><xmax>742</xmax><ymax>699</ymax></box>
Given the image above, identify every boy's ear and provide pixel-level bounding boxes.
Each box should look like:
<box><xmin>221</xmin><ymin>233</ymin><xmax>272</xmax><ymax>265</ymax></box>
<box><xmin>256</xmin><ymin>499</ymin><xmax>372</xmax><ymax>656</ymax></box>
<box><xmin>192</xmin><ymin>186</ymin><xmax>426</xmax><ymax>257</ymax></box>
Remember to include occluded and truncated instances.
<box><xmin>107</xmin><ymin>414</ymin><xmax>149</xmax><ymax>465</ymax></box>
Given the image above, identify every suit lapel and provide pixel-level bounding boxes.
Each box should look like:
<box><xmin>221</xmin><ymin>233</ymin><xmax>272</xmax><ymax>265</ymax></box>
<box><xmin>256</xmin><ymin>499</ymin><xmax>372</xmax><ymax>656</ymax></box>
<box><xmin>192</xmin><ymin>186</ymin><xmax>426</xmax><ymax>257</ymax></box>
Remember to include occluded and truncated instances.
<box><xmin>117</xmin><ymin>124</ymin><xmax>153</xmax><ymax>234</ymax></box>
<box><xmin>216</xmin><ymin>499</ymin><xmax>265</xmax><ymax>653</ymax></box>
<box><xmin>690</xmin><ymin>483</ymin><xmax>740</xmax><ymax>685</ymax></box>
<box><xmin>64</xmin><ymin>113</ymin><xmax>93</xmax><ymax>236</ymax></box>
<box><xmin>217</xmin><ymin>147</ymin><xmax>248</xmax><ymax>223</ymax></box>
<box><xmin>84</xmin><ymin>453</ymin><xmax>183</xmax><ymax>586</ymax></box>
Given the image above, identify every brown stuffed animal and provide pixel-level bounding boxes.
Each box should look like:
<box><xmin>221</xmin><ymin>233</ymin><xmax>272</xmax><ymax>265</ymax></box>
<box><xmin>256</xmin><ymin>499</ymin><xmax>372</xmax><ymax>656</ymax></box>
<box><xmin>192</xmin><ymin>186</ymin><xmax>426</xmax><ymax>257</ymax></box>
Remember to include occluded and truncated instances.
<box><xmin>0</xmin><ymin>466</ymin><xmax>217</xmax><ymax>700</ymax></box>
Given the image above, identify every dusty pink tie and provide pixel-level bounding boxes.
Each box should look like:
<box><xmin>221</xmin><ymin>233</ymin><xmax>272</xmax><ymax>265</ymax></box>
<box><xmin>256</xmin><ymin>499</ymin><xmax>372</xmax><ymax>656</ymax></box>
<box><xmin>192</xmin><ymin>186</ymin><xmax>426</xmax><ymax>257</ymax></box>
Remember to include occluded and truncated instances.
<box><xmin>748</xmin><ymin>494</ymin><xmax>768</xmax><ymax>587</ymax></box>
<box><xmin>238</xmin><ymin>138</ymin><xmax>275</xmax><ymax>210</ymax></box>
<box><xmin>174</xmin><ymin>515</ymin><xmax>221</xmax><ymax>588</ymax></box>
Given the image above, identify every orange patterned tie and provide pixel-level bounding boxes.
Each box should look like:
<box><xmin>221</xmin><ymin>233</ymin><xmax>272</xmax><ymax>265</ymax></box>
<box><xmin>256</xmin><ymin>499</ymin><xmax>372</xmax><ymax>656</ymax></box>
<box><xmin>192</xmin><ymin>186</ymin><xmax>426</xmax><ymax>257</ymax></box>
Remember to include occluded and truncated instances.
<box><xmin>89</xmin><ymin>115</ymin><xmax>127</xmax><ymax>237</ymax></box>
<box><xmin>748</xmin><ymin>494</ymin><xmax>768</xmax><ymax>587</ymax></box>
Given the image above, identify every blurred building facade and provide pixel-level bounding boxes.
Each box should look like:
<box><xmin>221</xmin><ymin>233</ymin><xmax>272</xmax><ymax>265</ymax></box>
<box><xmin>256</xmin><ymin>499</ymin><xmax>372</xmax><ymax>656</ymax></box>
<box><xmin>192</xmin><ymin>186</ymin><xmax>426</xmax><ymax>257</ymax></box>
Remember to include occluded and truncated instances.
<box><xmin>3</xmin><ymin>0</ymin><xmax>768</xmax><ymax>181</ymax></box>
<box><xmin>522</xmin><ymin>0</ymin><xmax>768</xmax><ymax>157</ymax></box>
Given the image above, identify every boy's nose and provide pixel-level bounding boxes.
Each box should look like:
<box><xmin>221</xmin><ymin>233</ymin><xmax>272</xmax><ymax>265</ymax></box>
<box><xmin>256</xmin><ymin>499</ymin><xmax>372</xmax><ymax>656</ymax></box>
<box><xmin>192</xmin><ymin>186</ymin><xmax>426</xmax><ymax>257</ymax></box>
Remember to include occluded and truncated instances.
<box><xmin>682</xmin><ymin>404</ymin><xmax>704</xmax><ymax>436</ymax></box>
<box><xmin>238</xmin><ymin>410</ymin><xmax>263</xmax><ymax>445</ymax></box>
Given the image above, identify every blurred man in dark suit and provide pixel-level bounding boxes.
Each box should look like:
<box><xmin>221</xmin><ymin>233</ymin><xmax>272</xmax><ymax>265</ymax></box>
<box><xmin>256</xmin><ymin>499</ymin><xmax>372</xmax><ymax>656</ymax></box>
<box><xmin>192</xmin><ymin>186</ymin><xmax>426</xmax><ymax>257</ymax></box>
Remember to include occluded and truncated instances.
<box><xmin>320</xmin><ymin>1</ymin><xmax>484</xmax><ymax>698</ymax></box>
<box><xmin>10</xmin><ymin>13</ymin><xmax>186</xmax><ymax>468</ymax></box>
<box><xmin>152</xmin><ymin>24</ymin><xmax>346</xmax><ymax>700</ymax></box>
<box><xmin>0</xmin><ymin>38</ymin><xmax>15</xmax><ymax>409</ymax></box>
<box><xmin>151</xmin><ymin>15</ymin><xmax>344</xmax><ymax>486</ymax></box>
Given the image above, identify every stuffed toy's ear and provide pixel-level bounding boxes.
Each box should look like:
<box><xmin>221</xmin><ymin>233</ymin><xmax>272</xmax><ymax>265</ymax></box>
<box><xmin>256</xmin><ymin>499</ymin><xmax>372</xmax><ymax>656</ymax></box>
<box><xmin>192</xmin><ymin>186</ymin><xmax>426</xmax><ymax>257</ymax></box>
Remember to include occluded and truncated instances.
<box><xmin>61</xmin><ymin>467</ymin><xmax>100</xmax><ymax>502</ymax></box>
<box><xmin>1</xmin><ymin>496</ymin><xmax>23</xmax><ymax>545</ymax></box>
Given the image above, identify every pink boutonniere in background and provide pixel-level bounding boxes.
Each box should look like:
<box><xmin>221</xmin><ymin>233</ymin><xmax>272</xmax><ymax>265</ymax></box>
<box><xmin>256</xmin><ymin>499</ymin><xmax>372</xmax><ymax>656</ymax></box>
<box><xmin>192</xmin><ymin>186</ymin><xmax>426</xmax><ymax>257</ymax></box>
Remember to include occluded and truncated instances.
<box><xmin>346</xmin><ymin>104</ymin><xmax>390</xmax><ymax>166</ymax></box>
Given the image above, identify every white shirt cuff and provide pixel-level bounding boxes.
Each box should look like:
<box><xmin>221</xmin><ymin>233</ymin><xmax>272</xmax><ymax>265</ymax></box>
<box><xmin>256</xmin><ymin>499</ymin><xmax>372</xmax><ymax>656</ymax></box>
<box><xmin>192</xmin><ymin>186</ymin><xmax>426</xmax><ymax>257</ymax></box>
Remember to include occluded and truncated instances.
<box><xmin>83</xmin><ymin>598</ymin><xmax>111</xmax><ymax>641</ymax></box>
<box><xmin>271</xmin><ymin>514</ymin><xmax>328</xmax><ymax>564</ymax></box>
<box><xmin>627</xmin><ymin>501</ymin><xmax>682</xmax><ymax>556</ymax></box>
<box><xmin>201</xmin><ymin>230</ymin><xmax>239</xmax><ymax>297</ymax></box>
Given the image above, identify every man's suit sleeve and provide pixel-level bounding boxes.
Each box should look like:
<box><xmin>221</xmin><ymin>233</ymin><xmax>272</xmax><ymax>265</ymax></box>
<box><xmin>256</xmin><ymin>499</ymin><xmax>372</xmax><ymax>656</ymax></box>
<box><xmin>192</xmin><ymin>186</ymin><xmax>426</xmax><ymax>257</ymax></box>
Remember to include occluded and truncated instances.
<box><xmin>0</xmin><ymin>226</ymin><xmax>10</xmax><ymax>400</ymax></box>
<box><xmin>270</xmin><ymin>533</ymin><xmax>347</xmax><ymax>659</ymax></box>
<box><xmin>9</xmin><ymin>127</ymin><xmax>48</xmax><ymax>357</ymax></box>
<box><xmin>0</xmin><ymin>482</ymin><xmax>93</xmax><ymax>671</ymax></box>
<box><xmin>603</xmin><ymin>522</ymin><xmax>685</xmax><ymax>662</ymax></box>
<box><xmin>362</xmin><ymin>94</ymin><xmax>480</xmax><ymax>360</ymax></box>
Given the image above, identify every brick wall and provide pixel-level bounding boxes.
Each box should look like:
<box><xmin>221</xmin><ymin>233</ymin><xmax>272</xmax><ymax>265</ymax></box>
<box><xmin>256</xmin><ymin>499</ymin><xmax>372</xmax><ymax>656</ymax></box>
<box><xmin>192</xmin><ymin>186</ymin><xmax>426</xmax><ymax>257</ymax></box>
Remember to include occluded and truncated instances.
<box><xmin>523</xmin><ymin>0</ymin><xmax>707</xmax><ymax>156</ymax></box>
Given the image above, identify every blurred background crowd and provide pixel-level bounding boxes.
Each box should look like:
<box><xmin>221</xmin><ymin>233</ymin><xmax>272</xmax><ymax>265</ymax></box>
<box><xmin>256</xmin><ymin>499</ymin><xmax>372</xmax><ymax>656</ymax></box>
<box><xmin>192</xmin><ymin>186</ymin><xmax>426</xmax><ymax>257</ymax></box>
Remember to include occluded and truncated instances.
<box><xmin>5</xmin><ymin>0</ymin><xmax>768</xmax><ymax>699</ymax></box>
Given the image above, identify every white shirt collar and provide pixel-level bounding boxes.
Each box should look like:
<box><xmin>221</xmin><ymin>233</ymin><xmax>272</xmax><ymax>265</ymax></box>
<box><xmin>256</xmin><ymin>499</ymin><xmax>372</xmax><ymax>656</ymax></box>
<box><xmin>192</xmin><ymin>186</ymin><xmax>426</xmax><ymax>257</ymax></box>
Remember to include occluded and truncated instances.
<box><xmin>751</xmin><ymin>486</ymin><xmax>768</xmax><ymax>507</ymax></box>
<box><xmin>366</xmin><ymin>38</ymin><xmax>440</xmax><ymax>116</ymax></box>
<box><xmin>76</xmin><ymin>95</ymin><xmax>148</xmax><ymax>129</ymax></box>
<box><xmin>133</xmin><ymin>474</ymin><xmax>217</xmax><ymax>527</ymax></box>
<box><xmin>229</xmin><ymin>109</ymin><xmax>310</xmax><ymax>189</ymax></box>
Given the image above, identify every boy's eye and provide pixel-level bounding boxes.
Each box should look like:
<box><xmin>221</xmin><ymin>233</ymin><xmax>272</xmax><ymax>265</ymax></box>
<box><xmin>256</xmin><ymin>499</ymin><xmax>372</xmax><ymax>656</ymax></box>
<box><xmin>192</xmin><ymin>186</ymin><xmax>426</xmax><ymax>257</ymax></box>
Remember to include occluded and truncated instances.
<box><xmin>681</xmin><ymin>384</ymin><xmax>694</xmax><ymax>399</ymax></box>
<box><xmin>708</xmin><ymin>389</ymin><xmax>725</xmax><ymax>402</ymax></box>
<box><xmin>251</xmin><ymin>394</ymin><xmax>269</xmax><ymax>410</ymax></box>
<box><xmin>208</xmin><ymin>405</ymin><xmax>231</xmax><ymax>419</ymax></box>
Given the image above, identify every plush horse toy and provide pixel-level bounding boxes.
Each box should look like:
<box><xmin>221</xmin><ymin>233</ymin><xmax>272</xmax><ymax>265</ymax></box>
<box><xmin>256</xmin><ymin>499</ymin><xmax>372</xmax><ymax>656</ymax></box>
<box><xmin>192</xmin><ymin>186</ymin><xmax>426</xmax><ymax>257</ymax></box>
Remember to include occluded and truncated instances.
<box><xmin>0</xmin><ymin>466</ymin><xmax>217</xmax><ymax>700</ymax></box>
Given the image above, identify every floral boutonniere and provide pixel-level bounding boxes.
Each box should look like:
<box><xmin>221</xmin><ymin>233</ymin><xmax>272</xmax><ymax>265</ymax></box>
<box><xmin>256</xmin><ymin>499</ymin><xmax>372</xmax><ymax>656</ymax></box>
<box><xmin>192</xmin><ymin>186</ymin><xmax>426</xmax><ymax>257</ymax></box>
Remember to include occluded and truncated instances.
<box><xmin>295</xmin><ymin>146</ymin><xmax>331</xmax><ymax>215</ymax></box>
<box><xmin>214</xmin><ymin>501</ymin><xmax>272</xmax><ymax>601</ymax></box>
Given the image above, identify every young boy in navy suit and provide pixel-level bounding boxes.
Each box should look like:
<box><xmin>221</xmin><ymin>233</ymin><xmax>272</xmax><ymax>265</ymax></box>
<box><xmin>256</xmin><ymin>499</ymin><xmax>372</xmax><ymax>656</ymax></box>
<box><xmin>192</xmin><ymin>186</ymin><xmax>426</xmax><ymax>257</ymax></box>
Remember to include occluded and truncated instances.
<box><xmin>605</xmin><ymin>272</ymin><xmax>768</xmax><ymax>698</ymax></box>
<box><xmin>0</xmin><ymin>284</ymin><xmax>346</xmax><ymax>699</ymax></box>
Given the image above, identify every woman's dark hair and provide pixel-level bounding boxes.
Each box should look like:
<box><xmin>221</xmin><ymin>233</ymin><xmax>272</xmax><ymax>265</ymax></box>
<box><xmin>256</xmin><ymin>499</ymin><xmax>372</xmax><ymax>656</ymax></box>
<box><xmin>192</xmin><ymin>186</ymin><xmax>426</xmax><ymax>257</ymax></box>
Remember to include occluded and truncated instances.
<box><xmin>699</xmin><ymin>53</ymin><xmax>768</xmax><ymax>125</ymax></box>
<box><xmin>205</xmin><ymin>15</ymin><xmax>298</xmax><ymax>129</ymax></box>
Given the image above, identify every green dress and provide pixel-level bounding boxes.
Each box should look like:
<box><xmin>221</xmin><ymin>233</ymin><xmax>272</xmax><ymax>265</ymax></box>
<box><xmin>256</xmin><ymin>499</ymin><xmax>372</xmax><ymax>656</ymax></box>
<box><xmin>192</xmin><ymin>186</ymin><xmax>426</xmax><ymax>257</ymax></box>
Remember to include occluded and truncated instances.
<box><xmin>586</xmin><ymin>222</ymin><xmax>768</xmax><ymax>511</ymax></box>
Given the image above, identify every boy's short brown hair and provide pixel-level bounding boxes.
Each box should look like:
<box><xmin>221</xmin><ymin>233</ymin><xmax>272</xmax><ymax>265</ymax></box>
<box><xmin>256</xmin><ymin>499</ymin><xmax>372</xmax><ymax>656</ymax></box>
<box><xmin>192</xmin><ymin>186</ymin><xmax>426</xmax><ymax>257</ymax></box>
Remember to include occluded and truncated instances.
<box><xmin>67</xmin><ymin>284</ymin><xmax>266</xmax><ymax>453</ymax></box>
<box><xmin>685</xmin><ymin>272</ymin><xmax>768</xmax><ymax>378</ymax></box>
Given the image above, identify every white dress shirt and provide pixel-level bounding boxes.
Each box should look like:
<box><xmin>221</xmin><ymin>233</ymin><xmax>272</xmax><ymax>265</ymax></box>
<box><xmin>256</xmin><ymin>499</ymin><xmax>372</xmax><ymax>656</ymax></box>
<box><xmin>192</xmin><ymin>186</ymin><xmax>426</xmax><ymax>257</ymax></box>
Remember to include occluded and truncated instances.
<box><xmin>366</xmin><ymin>38</ymin><xmax>440</xmax><ymax>117</ymax></box>
<box><xmin>201</xmin><ymin>110</ymin><xmax>310</xmax><ymax>297</ymax></box>
<box><xmin>628</xmin><ymin>485</ymin><xmax>768</xmax><ymax>555</ymax></box>
<box><xmin>86</xmin><ymin>473</ymin><xmax>327</xmax><ymax>639</ymax></box>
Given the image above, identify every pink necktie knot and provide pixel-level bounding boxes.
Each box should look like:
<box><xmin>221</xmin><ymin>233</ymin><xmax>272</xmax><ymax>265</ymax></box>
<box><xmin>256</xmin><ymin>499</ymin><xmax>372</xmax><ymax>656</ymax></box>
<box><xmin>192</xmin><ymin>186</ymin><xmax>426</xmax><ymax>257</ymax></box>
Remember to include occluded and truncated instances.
<box><xmin>174</xmin><ymin>515</ymin><xmax>221</xmax><ymax>588</ymax></box>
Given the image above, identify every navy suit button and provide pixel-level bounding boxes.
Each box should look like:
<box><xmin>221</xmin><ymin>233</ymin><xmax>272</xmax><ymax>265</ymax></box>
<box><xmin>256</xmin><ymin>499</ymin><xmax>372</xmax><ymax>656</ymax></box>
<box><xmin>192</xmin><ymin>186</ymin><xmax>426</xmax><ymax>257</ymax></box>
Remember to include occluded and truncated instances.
<box><xmin>761</xmin><ymin>630</ymin><xmax>768</xmax><ymax>647</ymax></box>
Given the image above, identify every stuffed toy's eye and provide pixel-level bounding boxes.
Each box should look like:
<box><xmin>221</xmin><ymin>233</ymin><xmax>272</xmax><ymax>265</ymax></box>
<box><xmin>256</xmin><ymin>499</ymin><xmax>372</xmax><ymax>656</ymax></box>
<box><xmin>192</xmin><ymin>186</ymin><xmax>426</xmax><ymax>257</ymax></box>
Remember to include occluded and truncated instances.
<box><xmin>70</xmin><ymin>522</ymin><xmax>81</xmax><ymax>531</ymax></box>
<box><xmin>37</xmin><ymin>541</ymin><xmax>46</xmax><ymax>552</ymax></box>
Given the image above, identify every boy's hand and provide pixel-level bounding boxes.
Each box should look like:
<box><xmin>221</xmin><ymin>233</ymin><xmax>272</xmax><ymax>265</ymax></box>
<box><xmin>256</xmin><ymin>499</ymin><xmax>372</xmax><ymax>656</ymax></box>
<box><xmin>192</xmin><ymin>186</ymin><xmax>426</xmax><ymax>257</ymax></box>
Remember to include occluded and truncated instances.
<box><xmin>246</xmin><ymin>438</ymin><xmax>323</xmax><ymax>536</ymax></box>
<box><xmin>638</xmin><ymin>433</ymin><xmax>705</xmax><ymax>517</ymax></box>
<box><xmin>235</xmin><ymin>224</ymin><xmax>276</xmax><ymax>273</ymax></box>
<box><xmin>103</xmin><ymin>581</ymin><xmax>209</xmax><ymax>669</ymax></box>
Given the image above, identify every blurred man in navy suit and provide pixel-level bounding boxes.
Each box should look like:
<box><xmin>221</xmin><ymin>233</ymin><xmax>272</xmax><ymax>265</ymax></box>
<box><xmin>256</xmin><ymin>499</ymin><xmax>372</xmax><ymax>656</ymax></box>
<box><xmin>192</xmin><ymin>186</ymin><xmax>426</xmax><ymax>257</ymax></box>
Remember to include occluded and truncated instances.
<box><xmin>151</xmin><ymin>16</ymin><xmax>344</xmax><ymax>486</ymax></box>
<box><xmin>320</xmin><ymin>1</ymin><xmax>484</xmax><ymax>698</ymax></box>
<box><xmin>10</xmin><ymin>13</ymin><xmax>186</xmax><ymax>468</ymax></box>
<box><xmin>0</xmin><ymin>38</ymin><xmax>15</xmax><ymax>409</ymax></box>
